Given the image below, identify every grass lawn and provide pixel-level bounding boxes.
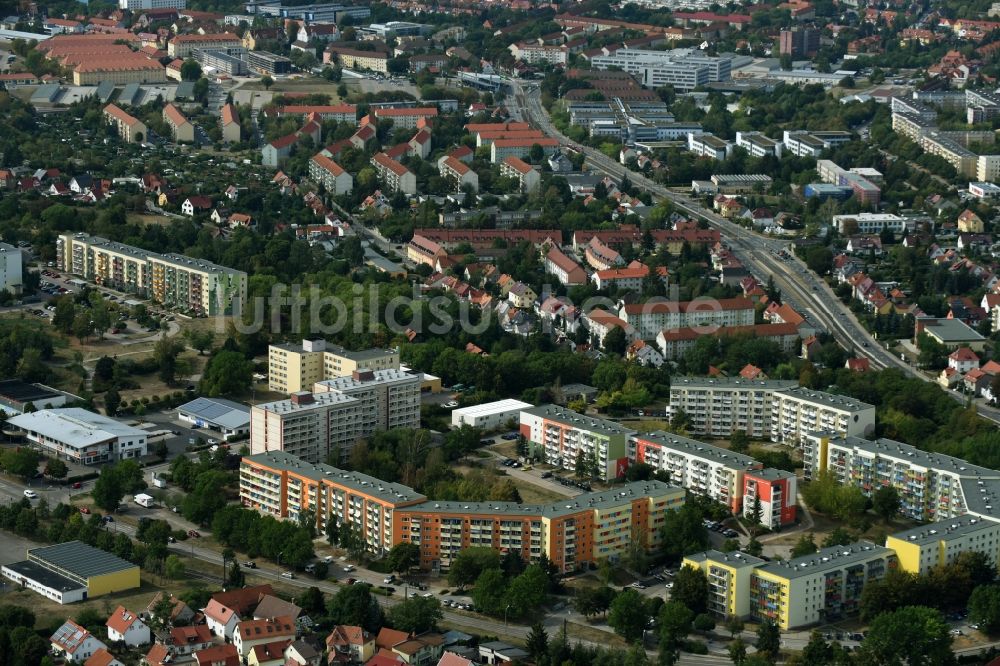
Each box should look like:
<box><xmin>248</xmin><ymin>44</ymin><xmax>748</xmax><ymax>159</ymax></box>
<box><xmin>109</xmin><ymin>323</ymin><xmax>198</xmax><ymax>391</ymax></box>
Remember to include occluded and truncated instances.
<box><xmin>513</xmin><ymin>482</ymin><xmax>565</xmax><ymax>505</ymax></box>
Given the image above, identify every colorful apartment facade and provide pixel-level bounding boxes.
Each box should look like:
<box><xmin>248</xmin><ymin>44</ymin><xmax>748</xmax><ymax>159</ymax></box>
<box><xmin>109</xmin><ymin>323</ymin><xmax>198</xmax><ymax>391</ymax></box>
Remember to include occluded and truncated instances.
<box><xmin>630</xmin><ymin>430</ymin><xmax>758</xmax><ymax>514</ymax></box>
<box><xmin>519</xmin><ymin>404</ymin><xmax>634</xmax><ymax>481</ymax></box>
<box><xmin>668</xmin><ymin>377</ymin><xmax>875</xmax><ymax>444</ymax></box>
<box><xmin>56</xmin><ymin>233</ymin><xmax>246</xmax><ymax>315</ymax></box>
<box><xmin>240</xmin><ymin>451</ymin><xmax>684</xmax><ymax>571</ymax></box>
<box><xmin>803</xmin><ymin>432</ymin><xmax>1000</xmax><ymax>523</ymax></box>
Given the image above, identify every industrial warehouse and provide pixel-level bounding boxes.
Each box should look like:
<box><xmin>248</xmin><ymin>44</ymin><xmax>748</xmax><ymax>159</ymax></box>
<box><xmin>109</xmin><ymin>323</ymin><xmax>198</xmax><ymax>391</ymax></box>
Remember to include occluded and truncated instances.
<box><xmin>1</xmin><ymin>541</ymin><xmax>140</xmax><ymax>604</ymax></box>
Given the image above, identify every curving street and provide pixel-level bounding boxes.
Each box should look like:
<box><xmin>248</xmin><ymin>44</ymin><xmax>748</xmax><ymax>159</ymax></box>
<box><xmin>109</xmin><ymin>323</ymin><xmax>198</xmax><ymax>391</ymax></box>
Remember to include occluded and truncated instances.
<box><xmin>509</xmin><ymin>80</ymin><xmax>1000</xmax><ymax>425</ymax></box>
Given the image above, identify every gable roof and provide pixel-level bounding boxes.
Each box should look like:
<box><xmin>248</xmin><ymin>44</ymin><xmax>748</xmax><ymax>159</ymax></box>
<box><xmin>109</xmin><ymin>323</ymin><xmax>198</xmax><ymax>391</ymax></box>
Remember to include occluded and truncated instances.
<box><xmin>205</xmin><ymin>598</ymin><xmax>239</xmax><ymax>625</ymax></box>
<box><xmin>84</xmin><ymin>648</ymin><xmax>120</xmax><ymax>666</ymax></box>
<box><xmin>212</xmin><ymin>584</ymin><xmax>273</xmax><ymax>614</ymax></box>
<box><xmin>376</xmin><ymin>628</ymin><xmax>410</xmax><ymax>650</ymax></box>
<box><xmin>170</xmin><ymin>624</ymin><xmax>212</xmax><ymax>646</ymax></box>
<box><xmin>253</xmin><ymin>594</ymin><xmax>301</xmax><ymax>620</ymax></box>
<box><xmin>327</xmin><ymin>625</ymin><xmax>369</xmax><ymax>648</ymax></box>
<box><xmin>106</xmin><ymin>605</ymin><xmax>144</xmax><ymax>634</ymax></box>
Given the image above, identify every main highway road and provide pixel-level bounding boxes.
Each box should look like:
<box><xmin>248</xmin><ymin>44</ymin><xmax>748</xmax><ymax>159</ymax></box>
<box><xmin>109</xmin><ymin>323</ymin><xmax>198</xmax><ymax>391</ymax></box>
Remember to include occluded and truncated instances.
<box><xmin>510</xmin><ymin>80</ymin><xmax>907</xmax><ymax>369</ymax></box>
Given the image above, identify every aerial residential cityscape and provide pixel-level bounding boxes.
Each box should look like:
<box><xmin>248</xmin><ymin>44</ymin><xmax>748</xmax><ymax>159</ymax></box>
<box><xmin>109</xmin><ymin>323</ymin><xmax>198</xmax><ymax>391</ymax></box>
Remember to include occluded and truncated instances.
<box><xmin>5</xmin><ymin>0</ymin><xmax>1000</xmax><ymax>664</ymax></box>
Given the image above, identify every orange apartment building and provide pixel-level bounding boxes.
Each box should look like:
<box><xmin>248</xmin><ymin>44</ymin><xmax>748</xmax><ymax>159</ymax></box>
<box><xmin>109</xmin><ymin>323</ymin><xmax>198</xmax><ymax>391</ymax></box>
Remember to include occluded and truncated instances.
<box><xmin>241</xmin><ymin>451</ymin><xmax>685</xmax><ymax>571</ymax></box>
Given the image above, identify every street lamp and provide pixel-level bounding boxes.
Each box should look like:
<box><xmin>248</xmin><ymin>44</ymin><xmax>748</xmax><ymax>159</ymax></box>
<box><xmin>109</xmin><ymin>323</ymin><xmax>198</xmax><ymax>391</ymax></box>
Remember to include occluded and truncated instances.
<box><xmin>504</xmin><ymin>603</ymin><xmax>512</xmax><ymax>627</ymax></box>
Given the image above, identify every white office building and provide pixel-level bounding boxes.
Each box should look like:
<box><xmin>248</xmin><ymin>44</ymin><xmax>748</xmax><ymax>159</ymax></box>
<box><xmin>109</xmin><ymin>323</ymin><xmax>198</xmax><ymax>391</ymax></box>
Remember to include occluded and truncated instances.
<box><xmin>451</xmin><ymin>399</ymin><xmax>533</xmax><ymax>429</ymax></box>
<box><xmin>831</xmin><ymin>212</ymin><xmax>910</xmax><ymax>235</ymax></box>
<box><xmin>9</xmin><ymin>408</ymin><xmax>147</xmax><ymax>465</ymax></box>
<box><xmin>590</xmin><ymin>48</ymin><xmax>733</xmax><ymax>92</ymax></box>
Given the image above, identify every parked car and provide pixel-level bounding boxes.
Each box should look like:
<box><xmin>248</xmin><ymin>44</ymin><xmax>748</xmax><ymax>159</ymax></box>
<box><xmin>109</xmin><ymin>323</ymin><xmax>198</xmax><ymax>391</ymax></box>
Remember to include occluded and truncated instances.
<box><xmin>343</xmin><ymin>565</ymin><xmax>356</xmax><ymax>572</ymax></box>
<box><xmin>22</xmin><ymin>489</ymin><xmax>37</xmax><ymax>500</ymax></box>
<box><xmin>102</xmin><ymin>515</ymin><xmax>114</xmax><ymax>523</ymax></box>
<box><xmin>187</xmin><ymin>530</ymin><xmax>201</xmax><ymax>538</ymax></box>
<box><xmin>71</xmin><ymin>482</ymin><xmax>82</xmax><ymax>489</ymax></box>
<box><xmin>281</xmin><ymin>571</ymin><xmax>295</xmax><ymax>579</ymax></box>
<box><xmin>79</xmin><ymin>507</ymin><xmax>90</xmax><ymax>514</ymax></box>
<box><xmin>243</xmin><ymin>561</ymin><xmax>257</xmax><ymax>568</ymax></box>
<box><xmin>443</xmin><ymin>401</ymin><xmax>459</xmax><ymax>408</ymax></box>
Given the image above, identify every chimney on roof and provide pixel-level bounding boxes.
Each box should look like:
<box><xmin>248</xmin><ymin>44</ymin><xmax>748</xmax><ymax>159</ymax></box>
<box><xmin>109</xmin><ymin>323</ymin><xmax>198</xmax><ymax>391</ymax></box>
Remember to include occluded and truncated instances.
<box><xmin>290</xmin><ymin>392</ymin><xmax>314</xmax><ymax>405</ymax></box>
<box><xmin>353</xmin><ymin>370</ymin><xmax>375</xmax><ymax>382</ymax></box>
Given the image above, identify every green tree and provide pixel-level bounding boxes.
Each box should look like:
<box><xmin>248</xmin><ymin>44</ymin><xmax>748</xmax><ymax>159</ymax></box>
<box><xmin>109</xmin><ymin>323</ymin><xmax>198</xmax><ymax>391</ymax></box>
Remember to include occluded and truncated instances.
<box><xmin>165</xmin><ymin>554</ymin><xmax>185</xmax><ymax>579</ymax></box>
<box><xmin>859</xmin><ymin>606</ymin><xmax>954</xmax><ymax>666</ymax></box>
<box><xmin>660</xmin><ymin>504</ymin><xmax>709</xmax><ymax>560</ymax></box>
<box><xmin>388</xmin><ymin>595</ymin><xmax>442</xmax><ymax>633</ymax></box>
<box><xmin>730</xmin><ymin>429</ymin><xmax>750</xmax><ymax>454</ymax></box>
<box><xmin>471</xmin><ymin>568</ymin><xmax>506</xmax><ymax>616</ymax></box>
<box><xmin>181</xmin><ymin>470</ymin><xmax>230</xmax><ymax>525</ymax></box>
<box><xmin>92</xmin><ymin>466</ymin><xmax>125</xmax><ymax>513</ymax></box>
<box><xmin>603</xmin><ymin>326</ymin><xmax>628</xmax><ymax>355</ymax></box>
<box><xmin>526</xmin><ymin>622</ymin><xmax>548</xmax><ymax>660</ymax></box>
<box><xmin>448</xmin><ymin>547</ymin><xmax>500</xmax><ymax>590</ymax></box>
<box><xmin>104</xmin><ymin>387</ymin><xmax>121</xmax><ymax>416</ymax></box>
<box><xmin>801</xmin><ymin>630</ymin><xmax>833</xmax><ymax>664</ymax></box>
<box><xmin>385</xmin><ymin>542</ymin><xmax>420</xmax><ymax>574</ymax></box>
<box><xmin>198</xmin><ymin>350</ymin><xmax>253</xmax><ymax>397</ymax></box>
<box><xmin>574</xmin><ymin>586</ymin><xmax>615</xmax><ymax>617</ymax></box>
<box><xmin>325</xmin><ymin>516</ymin><xmax>339</xmax><ymax>545</ymax></box>
<box><xmin>52</xmin><ymin>298</ymin><xmax>76</xmax><ymax>334</ymax></box>
<box><xmin>671</xmin><ymin>565</ymin><xmax>708</xmax><ymax>615</ymax></box>
<box><xmin>180</xmin><ymin>59</ymin><xmax>202</xmax><ymax>81</ymax></box>
<box><xmin>326</xmin><ymin>581</ymin><xmax>384</xmax><ymax>633</ymax></box>
<box><xmin>608</xmin><ymin>589</ymin><xmax>649</xmax><ymax>642</ymax></box>
<box><xmin>744</xmin><ymin>537</ymin><xmax>763</xmax><ymax>557</ymax></box>
<box><xmin>153</xmin><ymin>337</ymin><xmax>184</xmax><ymax>384</ymax></box>
<box><xmin>262</xmin><ymin>75</ymin><xmax>274</xmax><ymax>91</ymax></box>
<box><xmin>872</xmin><ymin>485</ymin><xmax>901</xmax><ymax>522</ymax></box>
<box><xmin>186</xmin><ymin>329</ymin><xmax>214</xmax><ymax>355</ymax></box>
<box><xmin>790</xmin><ymin>533</ymin><xmax>817</xmax><ymax>558</ymax></box>
<box><xmin>725</xmin><ymin>615</ymin><xmax>745</xmax><ymax>638</ymax></box>
<box><xmin>755</xmin><ymin>619</ymin><xmax>781</xmax><ymax>662</ymax></box>
<box><xmin>44</xmin><ymin>458</ymin><xmax>68</xmax><ymax>479</ymax></box>
<box><xmin>1</xmin><ymin>448</ymin><xmax>40</xmax><ymax>480</ymax></box>
<box><xmin>968</xmin><ymin>584</ymin><xmax>1000</xmax><ymax>634</ymax></box>
<box><xmin>727</xmin><ymin>638</ymin><xmax>747</xmax><ymax>666</ymax></box>
<box><xmin>504</xmin><ymin>565</ymin><xmax>548</xmax><ymax>619</ymax></box>
<box><xmin>658</xmin><ymin>600</ymin><xmax>693</xmax><ymax>651</ymax></box>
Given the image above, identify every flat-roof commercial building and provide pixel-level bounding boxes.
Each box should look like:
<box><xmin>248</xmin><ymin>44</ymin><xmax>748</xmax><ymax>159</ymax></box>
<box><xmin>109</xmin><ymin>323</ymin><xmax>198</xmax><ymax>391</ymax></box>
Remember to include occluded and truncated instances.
<box><xmin>750</xmin><ymin>541</ymin><xmax>894</xmax><ymax>629</ymax></box>
<box><xmin>9</xmin><ymin>408</ymin><xmax>147</xmax><ymax>465</ymax></box>
<box><xmin>519</xmin><ymin>404</ymin><xmax>635</xmax><ymax>481</ymax></box>
<box><xmin>0</xmin><ymin>380</ymin><xmax>69</xmax><ymax>415</ymax></box>
<box><xmin>177</xmin><ymin>397</ymin><xmax>251</xmax><ymax>440</ymax></box>
<box><xmin>803</xmin><ymin>432</ymin><xmax>1000</xmax><ymax>523</ymax></box>
<box><xmin>56</xmin><ymin>233</ymin><xmax>247</xmax><ymax>316</ymax></box>
<box><xmin>451</xmin><ymin>399</ymin><xmax>533</xmax><ymax>430</ymax></box>
<box><xmin>668</xmin><ymin>377</ymin><xmax>875</xmax><ymax>445</ymax></box>
<box><xmin>886</xmin><ymin>515</ymin><xmax>1000</xmax><ymax>576</ymax></box>
<box><xmin>240</xmin><ymin>451</ymin><xmax>428</xmax><ymax>556</ymax></box>
<box><xmin>193</xmin><ymin>47</ymin><xmax>249</xmax><ymax>76</ymax></box>
<box><xmin>590</xmin><ymin>48</ymin><xmax>733</xmax><ymax>92</ymax></box>
<box><xmin>2</xmin><ymin>541</ymin><xmax>140</xmax><ymax>604</ymax></box>
<box><xmin>247</xmin><ymin>50</ymin><xmax>292</xmax><ymax>75</ymax></box>
<box><xmin>267</xmin><ymin>339</ymin><xmax>399</xmax><ymax>394</ymax></box>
